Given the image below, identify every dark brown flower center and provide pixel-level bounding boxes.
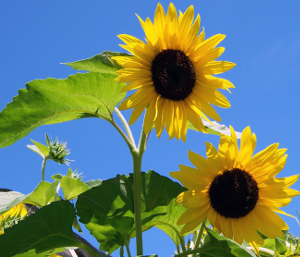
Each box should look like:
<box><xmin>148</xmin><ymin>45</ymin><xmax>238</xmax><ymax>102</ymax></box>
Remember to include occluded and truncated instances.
<box><xmin>208</xmin><ymin>168</ymin><xmax>259</xmax><ymax>218</ymax></box>
<box><xmin>151</xmin><ymin>49</ymin><xmax>196</xmax><ymax>101</ymax></box>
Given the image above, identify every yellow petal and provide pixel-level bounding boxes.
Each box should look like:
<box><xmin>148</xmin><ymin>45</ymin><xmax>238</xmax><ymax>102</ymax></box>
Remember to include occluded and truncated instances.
<box><xmin>180</xmin><ymin>210</ymin><xmax>208</xmax><ymax>234</ymax></box>
<box><xmin>143</xmin><ymin>98</ymin><xmax>157</xmax><ymax>134</ymax></box>
<box><xmin>182</xmin><ymin>192</ymin><xmax>210</xmax><ymax>208</ymax></box>
<box><xmin>205</xmin><ymin>142</ymin><xmax>223</xmax><ymax>173</ymax></box>
<box><xmin>177</xmin><ymin>203</ymin><xmax>210</xmax><ymax>225</ymax></box>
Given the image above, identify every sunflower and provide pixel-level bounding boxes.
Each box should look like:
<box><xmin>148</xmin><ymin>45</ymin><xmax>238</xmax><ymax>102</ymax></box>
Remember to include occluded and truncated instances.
<box><xmin>170</xmin><ymin>126</ymin><xmax>299</xmax><ymax>248</ymax></box>
<box><xmin>0</xmin><ymin>203</ymin><xmax>27</xmax><ymax>234</ymax></box>
<box><xmin>112</xmin><ymin>3</ymin><xmax>235</xmax><ymax>141</ymax></box>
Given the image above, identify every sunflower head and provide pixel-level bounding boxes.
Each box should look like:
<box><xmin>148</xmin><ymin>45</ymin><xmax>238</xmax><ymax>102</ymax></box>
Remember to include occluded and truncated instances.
<box><xmin>170</xmin><ymin>126</ymin><xmax>300</xmax><ymax>247</ymax></box>
<box><xmin>113</xmin><ymin>3</ymin><xmax>235</xmax><ymax>141</ymax></box>
<box><xmin>0</xmin><ymin>203</ymin><xmax>28</xmax><ymax>234</ymax></box>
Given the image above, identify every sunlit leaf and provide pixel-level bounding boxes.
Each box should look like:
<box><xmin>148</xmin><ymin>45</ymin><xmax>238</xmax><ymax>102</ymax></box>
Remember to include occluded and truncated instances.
<box><xmin>64</xmin><ymin>51</ymin><xmax>130</xmax><ymax>73</ymax></box>
<box><xmin>0</xmin><ymin>72</ymin><xmax>126</xmax><ymax>148</ymax></box>
<box><xmin>22</xmin><ymin>181</ymin><xmax>59</xmax><ymax>208</ymax></box>
<box><xmin>51</xmin><ymin>174</ymin><xmax>64</xmax><ymax>181</ymax></box>
<box><xmin>275</xmin><ymin>238</ymin><xmax>287</xmax><ymax>254</ymax></box>
<box><xmin>60</xmin><ymin>176</ymin><xmax>89</xmax><ymax>201</ymax></box>
<box><xmin>76</xmin><ymin>170</ymin><xmax>186</xmax><ymax>254</ymax></box>
<box><xmin>27</xmin><ymin>139</ymin><xmax>49</xmax><ymax>158</ymax></box>
<box><xmin>0</xmin><ymin>191</ymin><xmax>27</xmax><ymax>216</ymax></box>
<box><xmin>85</xmin><ymin>179</ymin><xmax>102</xmax><ymax>188</ymax></box>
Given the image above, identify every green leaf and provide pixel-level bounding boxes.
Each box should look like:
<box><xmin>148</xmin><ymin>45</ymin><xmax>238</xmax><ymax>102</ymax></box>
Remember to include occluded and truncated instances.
<box><xmin>60</xmin><ymin>176</ymin><xmax>89</xmax><ymax>201</ymax></box>
<box><xmin>51</xmin><ymin>174</ymin><xmax>64</xmax><ymax>181</ymax></box>
<box><xmin>0</xmin><ymin>191</ymin><xmax>27</xmax><ymax>216</ymax></box>
<box><xmin>85</xmin><ymin>179</ymin><xmax>102</xmax><ymax>188</ymax></box>
<box><xmin>66</xmin><ymin>167</ymin><xmax>72</xmax><ymax>177</ymax></box>
<box><xmin>201</xmin><ymin>228</ymin><xmax>256</xmax><ymax>257</ymax></box>
<box><xmin>64</xmin><ymin>51</ymin><xmax>130</xmax><ymax>73</ymax></box>
<box><xmin>0</xmin><ymin>201</ymin><xmax>81</xmax><ymax>257</ymax></box>
<box><xmin>72</xmin><ymin>216</ymin><xmax>83</xmax><ymax>234</ymax></box>
<box><xmin>275</xmin><ymin>238</ymin><xmax>287</xmax><ymax>254</ymax></box>
<box><xmin>148</xmin><ymin>199</ymin><xmax>188</xmax><ymax>246</ymax></box>
<box><xmin>76</xmin><ymin>170</ymin><xmax>186</xmax><ymax>254</ymax></box>
<box><xmin>0</xmin><ymin>72</ymin><xmax>126</xmax><ymax>148</ymax></box>
<box><xmin>22</xmin><ymin>181</ymin><xmax>59</xmax><ymax>208</ymax></box>
<box><xmin>177</xmin><ymin>227</ymin><xmax>256</xmax><ymax>257</ymax></box>
<box><xmin>27</xmin><ymin>139</ymin><xmax>49</xmax><ymax>158</ymax></box>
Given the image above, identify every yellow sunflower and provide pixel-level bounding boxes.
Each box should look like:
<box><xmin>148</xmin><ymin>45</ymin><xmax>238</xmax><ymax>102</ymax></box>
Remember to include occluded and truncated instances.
<box><xmin>112</xmin><ymin>3</ymin><xmax>235</xmax><ymax>141</ymax></box>
<box><xmin>170</xmin><ymin>126</ymin><xmax>299</xmax><ymax>247</ymax></box>
<box><xmin>0</xmin><ymin>203</ymin><xmax>27</xmax><ymax>234</ymax></box>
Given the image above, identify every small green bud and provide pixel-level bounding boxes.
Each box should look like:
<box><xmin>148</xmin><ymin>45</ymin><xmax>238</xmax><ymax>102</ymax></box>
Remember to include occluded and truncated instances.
<box><xmin>45</xmin><ymin>134</ymin><xmax>72</xmax><ymax>165</ymax></box>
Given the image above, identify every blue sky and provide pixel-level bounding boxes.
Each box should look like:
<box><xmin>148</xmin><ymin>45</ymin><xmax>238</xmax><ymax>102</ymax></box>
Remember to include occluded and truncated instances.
<box><xmin>1</xmin><ymin>1</ymin><xmax>300</xmax><ymax>256</ymax></box>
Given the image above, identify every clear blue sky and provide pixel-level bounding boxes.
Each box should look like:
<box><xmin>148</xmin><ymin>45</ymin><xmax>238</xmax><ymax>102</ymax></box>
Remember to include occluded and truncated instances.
<box><xmin>1</xmin><ymin>1</ymin><xmax>300</xmax><ymax>256</ymax></box>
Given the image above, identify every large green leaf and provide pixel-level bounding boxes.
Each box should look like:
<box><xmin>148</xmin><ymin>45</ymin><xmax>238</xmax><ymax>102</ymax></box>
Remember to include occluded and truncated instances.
<box><xmin>22</xmin><ymin>181</ymin><xmax>59</xmax><ymax>208</ymax></box>
<box><xmin>76</xmin><ymin>170</ymin><xmax>186</xmax><ymax>254</ymax></box>
<box><xmin>0</xmin><ymin>191</ymin><xmax>27</xmax><ymax>215</ymax></box>
<box><xmin>64</xmin><ymin>51</ymin><xmax>130</xmax><ymax>73</ymax></box>
<box><xmin>0</xmin><ymin>72</ymin><xmax>126</xmax><ymax>148</ymax></box>
<box><xmin>0</xmin><ymin>201</ymin><xmax>80</xmax><ymax>257</ymax></box>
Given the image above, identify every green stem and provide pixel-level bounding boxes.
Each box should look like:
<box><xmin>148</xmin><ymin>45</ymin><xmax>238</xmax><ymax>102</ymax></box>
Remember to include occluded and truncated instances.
<box><xmin>133</xmin><ymin>122</ymin><xmax>149</xmax><ymax>256</ymax></box>
<box><xmin>125</xmin><ymin>241</ymin><xmax>132</xmax><ymax>257</ymax></box>
<box><xmin>132</xmin><ymin>149</ymin><xmax>143</xmax><ymax>256</ymax></box>
<box><xmin>111</xmin><ymin>108</ymin><xmax>149</xmax><ymax>256</ymax></box>
<box><xmin>109</xmin><ymin>119</ymin><xmax>137</xmax><ymax>152</ymax></box>
<box><xmin>114</xmin><ymin>107</ymin><xmax>136</xmax><ymax>147</ymax></box>
<box><xmin>179</xmin><ymin>234</ymin><xmax>187</xmax><ymax>255</ymax></box>
<box><xmin>192</xmin><ymin>222</ymin><xmax>205</xmax><ymax>257</ymax></box>
<box><xmin>41</xmin><ymin>158</ymin><xmax>47</xmax><ymax>181</ymax></box>
<box><xmin>176</xmin><ymin>244</ymin><xmax>181</xmax><ymax>255</ymax></box>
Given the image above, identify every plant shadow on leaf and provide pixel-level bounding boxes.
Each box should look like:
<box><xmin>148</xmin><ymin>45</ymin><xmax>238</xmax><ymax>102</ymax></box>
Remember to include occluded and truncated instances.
<box><xmin>76</xmin><ymin>170</ymin><xmax>186</xmax><ymax>254</ymax></box>
<box><xmin>0</xmin><ymin>201</ymin><xmax>81</xmax><ymax>257</ymax></box>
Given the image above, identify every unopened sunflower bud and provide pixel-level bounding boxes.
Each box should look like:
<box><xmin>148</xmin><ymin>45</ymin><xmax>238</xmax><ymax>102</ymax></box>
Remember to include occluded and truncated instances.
<box><xmin>45</xmin><ymin>134</ymin><xmax>71</xmax><ymax>165</ymax></box>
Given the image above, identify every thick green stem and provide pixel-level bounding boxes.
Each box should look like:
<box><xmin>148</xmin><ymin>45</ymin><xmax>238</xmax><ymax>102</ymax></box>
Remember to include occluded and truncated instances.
<box><xmin>133</xmin><ymin>124</ymin><xmax>149</xmax><ymax>256</ymax></box>
<box><xmin>132</xmin><ymin>149</ymin><xmax>143</xmax><ymax>256</ymax></box>
<box><xmin>111</xmin><ymin>108</ymin><xmax>149</xmax><ymax>256</ymax></box>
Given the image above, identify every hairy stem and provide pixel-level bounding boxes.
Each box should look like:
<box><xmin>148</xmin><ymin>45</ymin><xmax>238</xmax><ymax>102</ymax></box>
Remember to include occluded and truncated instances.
<box><xmin>114</xmin><ymin>107</ymin><xmax>136</xmax><ymax>147</ymax></box>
